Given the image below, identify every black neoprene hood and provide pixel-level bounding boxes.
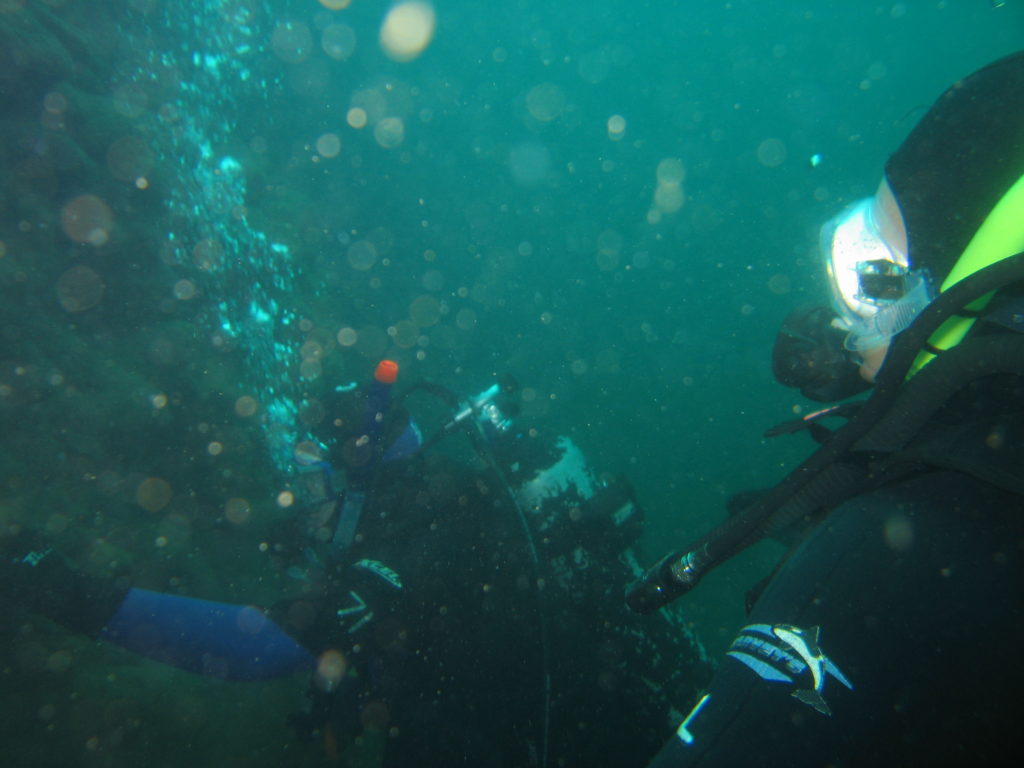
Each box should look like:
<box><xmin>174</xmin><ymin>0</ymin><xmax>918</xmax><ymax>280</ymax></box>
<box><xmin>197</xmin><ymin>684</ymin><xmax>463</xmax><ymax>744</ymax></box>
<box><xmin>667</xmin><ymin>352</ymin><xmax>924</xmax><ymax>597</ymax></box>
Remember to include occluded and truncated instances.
<box><xmin>884</xmin><ymin>51</ymin><xmax>1024</xmax><ymax>284</ymax></box>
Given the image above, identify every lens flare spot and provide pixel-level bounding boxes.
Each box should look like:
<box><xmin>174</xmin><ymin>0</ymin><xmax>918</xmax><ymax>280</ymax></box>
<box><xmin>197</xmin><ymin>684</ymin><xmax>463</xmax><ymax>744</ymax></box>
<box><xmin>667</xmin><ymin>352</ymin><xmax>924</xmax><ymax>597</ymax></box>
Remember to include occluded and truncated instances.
<box><xmin>883</xmin><ymin>514</ymin><xmax>914</xmax><ymax>552</ymax></box>
<box><xmin>757</xmin><ymin>138</ymin><xmax>788</xmax><ymax>168</ymax></box>
<box><xmin>137</xmin><ymin>477</ymin><xmax>172</xmax><ymax>512</ymax></box>
<box><xmin>380</xmin><ymin>2</ymin><xmax>436</xmax><ymax>62</ymax></box>
<box><xmin>607</xmin><ymin>114</ymin><xmax>627</xmax><ymax>140</ymax></box>
<box><xmin>271</xmin><ymin>21</ymin><xmax>314</xmax><ymax>64</ymax></box>
<box><xmin>321</xmin><ymin>23</ymin><xmax>356</xmax><ymax>60</ymax></box>
<box><xmin>192</xmin><ymin>238</ymin><xmax>224</xmax><ymax>271</ymax></box>
<box><xmin>56</xmin><ymin>265</ymin><xmax>104</xmax><ymax>312</ymax></box>
<box><xmin>337</xmin><ymin>327</ymin><xmax>358</xmax><ymax>347</ymax></box>
<box><xmin>61</xmin><ymin>195</ymin><xmax>113</xmax><ymax>245</ymax></box>
<box><xmin>390</xmin><ymin>320</ymin><xmax>419</xmax><ymax>348</ymax></box>
<box><xmin>656</xmin><ymin>158</ymin><xmax>686</xmax><ymax>186</ymax></box>
<box><xmin>315</xmin><ymin>649</ymin><xmax>349</xmax><ymax>692</ymax></box>
<box><xmin>347</xmin><ymin>107</ymin><xmax>368</xmax><ymax>129</ymax></box>
<box><xmin>409</xmin><ymin>295</ymin><xmax>441</xmax><ymax>327</ymax></box>
<box><xmin>173</xmin><ymin>279</ymin><xmax>197</xmax><ymax>300</ymax></box>
<box><xmin>767</xmin><ymin>274</ymin><xmax>792</xmax><ymax>295</ymax></box>
<box><xmin>374</xmin><ymin>117</ymin><xmax>405</xmax><ymax>149</ymax></box>
<box><xmin>526</xmin><ymin>82</ymin><xmax>566</xmax><ymax>122</ymax></box>
<box><xmin>455</xmin><ymin>308</ymin><xmax>477</xmax><ymax>330</ymax></box>
<box><xmin>347</xmin><ymin>240</ymin><xmax>378</xmax><ymax>270</ymax></box>
<box><xmin>316</xmin><ymin>132</ymin><xmax>342</xmax><ymax>158</ymax></box>
<box><xmin>225</xmin><ymin>497</ymin><xmax>252</xmax><ymax>525</ymax></box>
<box><xmin>234</xmin><ymin>395</ymin><xmax>259</xmax><ymax>417</ymax></box>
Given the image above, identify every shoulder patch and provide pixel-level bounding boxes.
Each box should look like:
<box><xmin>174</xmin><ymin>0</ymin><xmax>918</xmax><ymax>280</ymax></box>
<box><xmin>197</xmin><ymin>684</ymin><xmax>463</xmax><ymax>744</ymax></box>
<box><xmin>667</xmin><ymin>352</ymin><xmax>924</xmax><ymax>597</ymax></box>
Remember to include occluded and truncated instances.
<box><xmin>728</xmin><ymin>622</ymin><xmax>852</xmax><ymax>716</ymax></box>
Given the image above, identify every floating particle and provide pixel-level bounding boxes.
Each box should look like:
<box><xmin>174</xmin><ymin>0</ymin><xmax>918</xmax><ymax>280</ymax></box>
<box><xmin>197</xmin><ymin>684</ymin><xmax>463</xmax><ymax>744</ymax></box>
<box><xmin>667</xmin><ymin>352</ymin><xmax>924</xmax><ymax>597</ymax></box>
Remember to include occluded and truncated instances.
<box><xmin>455</xmin><ymin>308</ymin><xmax>477</xmax><ymax>330</ymax></box>
<box><xmin>767</xmin><ymin>274</ymin><xmax>792</xmax><ymax>295</ymax></box>
<box><xmin>234</xmin><ymin>395</ymin><xmax>259</xmax><ymax>417</ymax></box>
<box><xmin>388</xmin><ymin>319</ymin><xmax>418</xmax><ymax>348</ymax></box>
<box><xmin>271</xmin><ymin>21</ymin><xmax>313</xmax><ymax>64</ymax></box>
<box><xmin>380</xmin><ymin>2</ymin><xmax>436</xmax><ymax>62</ymax></box>
<box><xmin>321</xmin><ymin>23</ymin><xmax>356</xmax><ymax>60</ymax></box>
<box><xmin>316</xmin><ymin>133</ymin><xmax>342</xmax><ymax>158</ymax></box>
<box><xmin>173</xmin><ymin>279</ymin><xmax>197</xmax><ymax>300</ymax></box>
<box><xmin>756</xmin><ymin>138</ymin><xmax>787</xmax><ymax>168</ymax></box>
<box><xmin>225</xmin><ymin>499</ymin><xmax>252</xmax><ymax>527</ymax></box>
<box><xmin>56</xmin><ymin>265</ymin><xmax>105</xmax><ymax>312</ymax></box>
<box><xmin>653</xmin><ymin>183</ymin><xmax>684</xmax><ymax>214</ymax></box>
<box><xmin>607</xmin><ymin>114</ymin><xmax>626</xmax><ymax>140</ymax></box>
<box><xmin>61</xmin><ymin>195</ymin><xmax>113</xmax><ymax>245</ymax></box>
<box><xmin>347</xmin><ymin>107</ymin><xmax>368</xmax><ymax>129</ymax></box>
<box><xmin>409</xmin><ymin>295</ymin><xmax>441</xmax><ymax>327</ymax></box>
<box><xmin>192</xmin><ymin>238</ymin><xmax>224</xmax><ymax>271</ymax></box>
<box><xmin>656</xmin><ymin>158</ymin><xmax>686</xmax><ymax>186</ymax></box>
<box><xmin>526</xmin><ymin>82</ymin><xmax>566</xmax><ymax>122</ymax></box>
<box><xmin>313</xmin><ymin>649</ymin><xmax>348</xmax><ymax>692</ymax></box>
<box><xmin>337</xmin><ymin>327</ymin><xmax>358</xmax><ymax>347</ymax></box>
<box><xmin>374</xmin><ymin>117</ymin><xmax>405</xmax><ymax>149</ymax></box>
<box><xmin>347</xmin><ymin>240</ymin><xmax>378</xmax><ymax>270</ymax></box>
<box><xmin>136</xmin><ymin>477</ymin><xmax>172</xmax><ymax>512</ymax></box>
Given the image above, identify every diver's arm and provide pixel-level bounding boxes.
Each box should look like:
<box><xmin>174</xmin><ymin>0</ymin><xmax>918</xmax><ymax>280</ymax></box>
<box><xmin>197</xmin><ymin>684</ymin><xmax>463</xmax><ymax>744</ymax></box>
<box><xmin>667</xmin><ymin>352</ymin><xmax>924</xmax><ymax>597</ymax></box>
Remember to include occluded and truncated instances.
<box><xmin>101</xmin><ymin>587</ymin><xmax>314</xmax><ymax>680</ymax></box>
<box><xmin>1</xmin><ymin>529</ymin><xmax>313</xmax><ymax>680</ymax></box>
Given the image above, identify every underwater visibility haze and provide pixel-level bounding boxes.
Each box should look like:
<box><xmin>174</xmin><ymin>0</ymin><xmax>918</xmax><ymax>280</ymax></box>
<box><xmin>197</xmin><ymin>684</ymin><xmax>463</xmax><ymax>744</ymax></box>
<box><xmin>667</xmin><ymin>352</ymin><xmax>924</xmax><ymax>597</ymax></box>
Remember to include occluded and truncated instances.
<box><xmin>2</xmin><ymin>0</ymin><xmax>1023</xmax><ymax>766</ymax></box>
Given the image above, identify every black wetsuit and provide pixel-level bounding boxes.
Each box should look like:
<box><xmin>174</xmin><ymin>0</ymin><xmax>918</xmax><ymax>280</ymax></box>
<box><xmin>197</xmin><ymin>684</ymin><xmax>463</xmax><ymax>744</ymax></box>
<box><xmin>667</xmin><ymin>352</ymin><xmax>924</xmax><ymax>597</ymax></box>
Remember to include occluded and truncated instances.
<box><xmin>647</xmin><ymin>51</ymin><xmax>1024</xmax><ymax>768</ymax></box>
<box><xmin>648</xmin><ymin>469</ymin><xmax>1024</xmax><ymax>767</ymax></box>
<box><xmin>282</xmin><ymin>440</ymin><xmax>712</xmax><ymax>768</ymax></box>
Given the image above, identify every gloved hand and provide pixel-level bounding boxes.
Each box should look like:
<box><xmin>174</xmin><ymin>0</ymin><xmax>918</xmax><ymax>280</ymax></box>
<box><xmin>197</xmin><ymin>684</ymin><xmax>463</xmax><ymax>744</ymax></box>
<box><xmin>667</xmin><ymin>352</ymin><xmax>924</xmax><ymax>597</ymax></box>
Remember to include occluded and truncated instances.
<box><xmin>0</xmin><ymin>527</ymin><xmax>128</xmax><ymax>637</ymax></box>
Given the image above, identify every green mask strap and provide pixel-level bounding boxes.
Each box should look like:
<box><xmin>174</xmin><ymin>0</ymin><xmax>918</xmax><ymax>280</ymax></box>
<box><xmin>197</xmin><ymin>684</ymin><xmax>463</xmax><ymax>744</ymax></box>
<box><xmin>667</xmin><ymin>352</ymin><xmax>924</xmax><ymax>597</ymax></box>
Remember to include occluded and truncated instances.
<box><xmin>910</xmin><ymin>171</ymin><xmax>1024</xmax><ymax>376</ymax></box>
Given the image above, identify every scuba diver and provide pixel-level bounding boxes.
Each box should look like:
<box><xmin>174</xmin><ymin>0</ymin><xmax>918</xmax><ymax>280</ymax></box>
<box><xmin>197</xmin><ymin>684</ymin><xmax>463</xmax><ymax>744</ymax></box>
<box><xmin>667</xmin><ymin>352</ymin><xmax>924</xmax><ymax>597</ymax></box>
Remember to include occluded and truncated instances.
<box><xmin>628</xmin><ymin>51</ymin><xmax>1024</xmax><ymax>767</ymax></box>
<box><xmin>2</xmin><ymin>361</ymin><xmax>711</xmax><ymax>767</ymax></box>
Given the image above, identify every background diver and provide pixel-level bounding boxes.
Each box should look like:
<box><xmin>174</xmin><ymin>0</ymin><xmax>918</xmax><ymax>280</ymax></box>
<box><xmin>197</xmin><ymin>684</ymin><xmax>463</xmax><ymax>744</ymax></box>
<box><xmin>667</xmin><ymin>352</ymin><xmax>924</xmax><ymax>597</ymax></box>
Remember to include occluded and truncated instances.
<box><xmin>3</xmin><ymin>360</ymin><xmax>711</xmax><ymax>767</ymax></box>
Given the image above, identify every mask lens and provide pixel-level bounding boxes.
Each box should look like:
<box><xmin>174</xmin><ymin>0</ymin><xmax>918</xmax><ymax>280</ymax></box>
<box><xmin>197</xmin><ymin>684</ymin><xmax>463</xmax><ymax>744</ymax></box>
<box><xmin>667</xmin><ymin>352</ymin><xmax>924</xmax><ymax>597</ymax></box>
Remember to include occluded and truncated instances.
<box><xmin>856</xmin><ymin>259</ymin><xmax>910</xmax><ymax>302</ymax></box>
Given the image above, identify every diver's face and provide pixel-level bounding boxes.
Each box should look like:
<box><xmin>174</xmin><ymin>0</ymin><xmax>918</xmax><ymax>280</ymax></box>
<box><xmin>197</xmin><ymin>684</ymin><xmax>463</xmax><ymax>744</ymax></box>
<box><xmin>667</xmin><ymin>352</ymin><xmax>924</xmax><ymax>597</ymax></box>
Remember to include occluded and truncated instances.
<box><xmin>775</xmin><ymin>178</ymin><xmax>910</xmax><ymax>397</ymax></box>
<box><xmin>857</xmin><ymin>342</ymin><xmax>888</xmax><ymax>383</ymax></box>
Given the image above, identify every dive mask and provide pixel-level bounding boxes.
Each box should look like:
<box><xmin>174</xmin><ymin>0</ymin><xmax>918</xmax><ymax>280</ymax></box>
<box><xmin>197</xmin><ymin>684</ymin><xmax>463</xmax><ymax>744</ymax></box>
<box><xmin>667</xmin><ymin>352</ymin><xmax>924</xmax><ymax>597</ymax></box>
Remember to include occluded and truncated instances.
<box><xmin>820</xmin><ymin>198</ymin><xmax>935</xmax><ymax>351</ymax></box>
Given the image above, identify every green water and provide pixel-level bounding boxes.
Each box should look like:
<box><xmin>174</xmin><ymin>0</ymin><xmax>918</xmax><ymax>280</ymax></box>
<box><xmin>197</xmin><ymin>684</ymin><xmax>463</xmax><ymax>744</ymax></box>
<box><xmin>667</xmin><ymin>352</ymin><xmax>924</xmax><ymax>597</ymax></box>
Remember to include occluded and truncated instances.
<box><xmin>2</xmin><ymin>0</ymin><xmax>1022</xmax><ymax>765</ymax></box>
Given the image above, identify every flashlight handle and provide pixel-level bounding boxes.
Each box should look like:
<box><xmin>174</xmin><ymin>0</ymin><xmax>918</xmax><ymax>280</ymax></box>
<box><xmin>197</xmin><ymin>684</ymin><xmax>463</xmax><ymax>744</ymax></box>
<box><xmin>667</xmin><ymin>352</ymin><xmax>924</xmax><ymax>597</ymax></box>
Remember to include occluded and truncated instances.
<box><xmin>625</xmin><ymin>545</ymin><xmax>711</xmax><ymax>615</ymax></box>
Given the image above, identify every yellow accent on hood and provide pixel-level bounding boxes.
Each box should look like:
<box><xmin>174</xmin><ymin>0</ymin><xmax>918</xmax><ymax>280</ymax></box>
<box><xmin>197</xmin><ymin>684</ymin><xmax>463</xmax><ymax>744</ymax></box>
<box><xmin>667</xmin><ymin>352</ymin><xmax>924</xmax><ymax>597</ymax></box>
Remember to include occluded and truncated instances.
<box><xmin>910</xmin><ymin>171</ymin><xmax>1024</xmax><ymax>375</ymax></box>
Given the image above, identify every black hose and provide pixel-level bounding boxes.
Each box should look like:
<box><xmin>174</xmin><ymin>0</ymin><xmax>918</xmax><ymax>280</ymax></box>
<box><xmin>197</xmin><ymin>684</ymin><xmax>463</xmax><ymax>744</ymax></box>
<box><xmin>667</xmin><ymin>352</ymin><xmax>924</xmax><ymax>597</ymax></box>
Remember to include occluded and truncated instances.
<box><xmin>391</xmin><ymin>379</ymin><xmax>552</xmax><ymax>767</ymax></box>
<box><xmin>753</xmin><ymin>461</ymin><xmax>868</xmax><ymax>544</ymax></box>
